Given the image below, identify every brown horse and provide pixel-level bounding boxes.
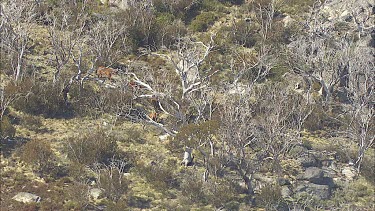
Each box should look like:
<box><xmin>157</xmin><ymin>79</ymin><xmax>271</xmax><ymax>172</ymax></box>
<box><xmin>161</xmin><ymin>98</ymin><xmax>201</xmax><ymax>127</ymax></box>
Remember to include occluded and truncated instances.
<box><xmin>97</xmin><ymin>66</ymin><xmax>115</xmax><ymax>80</ymax></box>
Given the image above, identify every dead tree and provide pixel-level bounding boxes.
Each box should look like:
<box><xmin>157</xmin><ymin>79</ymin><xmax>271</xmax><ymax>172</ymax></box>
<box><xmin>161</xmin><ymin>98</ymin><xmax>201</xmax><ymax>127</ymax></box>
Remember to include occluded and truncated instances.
<box><xmin>153</xmin><ymin>35</ymin><xmax>217</xmax><ymax>99</ymax></box>
<box><xmin>0</xmin><ymin>0</ymin><xmax>36</xmax><ymax>81</ymax></box>
<box><xmin>47</xmin><ymin>0</ymin><xmax>87</xmax><ymax>83</ymax></box>
<box><xmin>345</xmin><ymin>45</ymin><xmax>374</xmax><ymax>172</ymax></box>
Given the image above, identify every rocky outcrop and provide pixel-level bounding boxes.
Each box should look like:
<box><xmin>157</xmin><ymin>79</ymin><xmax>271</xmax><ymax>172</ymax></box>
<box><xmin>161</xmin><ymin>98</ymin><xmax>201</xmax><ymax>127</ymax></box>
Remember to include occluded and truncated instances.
<box><xmin>298</xmin><ymin>153</ymin><xmax>319</xmax><ymax>168</ymax></box>
<box><xmin>89</xmin><ymin>188</ymin><xmax>104</xmax><ymax>200</ymax></box>
<box><xmin>295</xmin><ymin>182</ymin><xmax>331</xmax><ymax>200</ymax></box>
<box><xmin>341</xmin><ymin>165</ymin><xmax>357</xmax><ymax>181</ymax></box>
<box><xmin>12</xmin><ymin>192</ymin><xmax>41</xmax><ymax>203</ymax></box>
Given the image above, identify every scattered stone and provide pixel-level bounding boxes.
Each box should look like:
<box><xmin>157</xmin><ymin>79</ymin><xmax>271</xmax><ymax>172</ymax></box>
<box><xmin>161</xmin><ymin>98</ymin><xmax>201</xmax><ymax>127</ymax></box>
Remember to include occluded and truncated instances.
<box><xmin>278</xmin><ymin>178</ymin><xmax>291</xmax><ymax>186</ymax></box>
<box><xmin>303</xmin><ymin>167</ymin><xmax>324</xmax><ymax>184</ymax></box>
<box><xmin>342</xmin><ymin>166</ymin><xmax>357</xmax><ymax>181</ymax></box>
<box><xmin>281</xmin><ymin>186</ymin><xmax>292</xmax><ymax>198</ymax></box>
<box><xmin>298</xmin><ymin>153</ymin><xmax>319</xmax><ymax>168</ymax></box>
<box><xmin>295</xmin><ymin>183</ymin><xmax>331</xmax><ymax>200</ymax></box>
<box><xmin>89</xmin><ymin>188</ymin><xmax>103</xmax><ymax>200</ymax></box>
<box><xmin>282</xmin><ymin>15</ymin><xmax>294</xmax><ymax>27</ymax></box>
<box><xmin>159</xmin><ymin>133</ymin><xmax>170</xmax><ymax>141</ymax></box>
<box><xmin>12</xmin><ymin>192</ymin><xmax>41</xmax><ymax>203</ymax></box>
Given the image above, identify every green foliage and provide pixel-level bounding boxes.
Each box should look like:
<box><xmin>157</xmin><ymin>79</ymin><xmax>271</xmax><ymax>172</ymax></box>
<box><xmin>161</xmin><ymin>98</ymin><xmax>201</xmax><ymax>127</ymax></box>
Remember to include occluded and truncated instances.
<box><xmin>256</xmin><ymin>184</ymin><xmax>287</xmax><ymax>210</ymax></box>
<box><xmin>203</xmin><ymin>179</ymin><xmax>238</xmax><ymax>208</ymax></box>
<box><xmin>21</xmin><ymin>114</ymin><xmax>43</xmax><ymax>132</ymax></box>
<box><xmin>96</xmin><ymin>163</ymin><xmax>130</xmax><ymax>202</ymax></box>
<box><xmin>154</xmin><ymin>13</ymin><xmax>187</xmax><ymax>47</ymax></box>
<box><xmin>65</xmin><ymin>130</ymin><xmax>118</xmax><ymax>165</ymax></box>
<box><xmin>69</xmin><ymin>84</ymin><xmax>132</xmax><ymax>117</ymax></box>
<box><xmin>190</xmin><ymin>12</ymin><xmax>217</xmax><ymax>32</ymax></box>
<box><xmin>331</xmin><ymin>178</ymin><xmax>375</xmax><ymax>209</ymax></box>
<box><xmin>180</xmin><ymin>170</ymin><xmax>206</xmax><ymax>204</ymax></box>
<box><xmin>0</xmin><ymin>115</ymin><xmax>16</xmax><ymax>139</ymax></box>
<box><xmin>223</xmin><ymin>19</ymin><xmax>259</xmax><ymax>47</ymax></box>
<box><xmin>137</xmin><ymin>161</ymin><xmax>178</xmax><ymax>192</ymax></box>
<box><xmin>13</xmin><ymin>80</ymin><xmax>72</xmax><ymax>118</ymax></box>
<box><xmin>105</xmin><ymin>199</ymin><xmax>129</xmax><ymax>211</ymax></box>
<box><xmin>20</xmin><ymin>139</ymin><xmax>55</xmax><ymax>175</ymax></box>
<box><xmin>171</xmin><ymin>120</ymin><xmax>219</xmax><ymax>152</ymax></box>
<box><xmin>279</xmin><ymin>0</ymin><xmax>316</xmax><ymax>14</ymax></box>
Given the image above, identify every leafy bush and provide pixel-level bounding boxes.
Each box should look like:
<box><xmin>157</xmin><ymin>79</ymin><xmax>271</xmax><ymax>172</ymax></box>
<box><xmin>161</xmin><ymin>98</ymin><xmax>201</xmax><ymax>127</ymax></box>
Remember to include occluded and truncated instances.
<box><xmin>20</xmin><ymin>139</ymin><xmax>55</xmax><ymax>176</ymax></box>
<box><xmin>13</xmin><ymin>80</ymin><xmax>72</xmax><ymax>118</ymax></box>
<box><xmin>179</xmin><ymin>169</ymin><xmax>205</xmax><ymax>204</ymax></box>
<box><xmin>94</xmin><ymin>161</ymin><xmax>130</xmax><ymax>202</ymax></box>
<box><xmin>66</xmin><ymin>130</ymin><xmax>119</xmax><ymax>166</ymax></box>
<box><xmin>331</xmin><ymin>178</ymin><xmax>374</xmax><ymax>209</ymax></box>
<box><xmin>0</xmin><ymin>115</ymin><xmax>16</xmax><ymax>139</ymax></box>
<box><xmin>203</xmin><ymin>179</ymin><xmax>238</xmax><ymax>208</ymax></box>
<box><xmin>76</xmin><ymin>85</ymin><xmax>133</xmax><ymax>117</ymax></box>
<box><xmin>225</xmin><ymin>19</ymin><xmax>259</xmax><ymax>47</ymax></box>
<box><xmin>190</xmin><ymin>12</ymin><xmax>217</xmax><ymax>32</ymax></box>
<box><xmin>137</xmin><ymin>161</ymin><xmax>178</xmax><ymax>192</ymax></box>
<box><xmin>21</xmin><ymin>114</ymin><xmax>43</xmax><ymax>132</ymax></box>
<box><xmin>256</xmin><ymin>184</ymin><xmax>287</xmax><ymax>210</ymax></box>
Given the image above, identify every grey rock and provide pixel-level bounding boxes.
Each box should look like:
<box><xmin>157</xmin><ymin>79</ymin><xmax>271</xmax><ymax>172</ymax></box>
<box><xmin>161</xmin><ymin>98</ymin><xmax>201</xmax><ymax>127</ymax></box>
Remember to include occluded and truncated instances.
<box><xmin>303</xmin><ymin>167</ymin><xmax>324</xmax><ymax>183</ymax></box>
<box><xmin>342</xmin><ymin>166</ymin><xmax>357</xmax><ymax>181</ymax></box>
<box><xmin>278</xmin><ymin>178</ymin><xmax>291</xmax><ymax>186</ymax></box>
<box><xmin>281</xmin><ymin>186</ymin><xmax>292</xmax><ymax>198</ymax></box>
<box><xmin>295</xmin><ymin>183</ymin><xmax>331</xmax><ymax>200</ymax></box>
<box><xmin>89</xmin><ymin>188</ymin><xmax>103</xmax><ymax>200</ymax></box>
<box><xmin>298</xmin><ymin>153</ymin><xmax>318</xmax><ymax>168</ymax></box>
<box><xmin>12</xmin><ymin>192</ymin><xmax>41</xmax><ymax>203</ymax></box>
<box><xmin>158</xmin><ymin>133</ymin><xmax>170</xmax><ymax>141</ymax></box>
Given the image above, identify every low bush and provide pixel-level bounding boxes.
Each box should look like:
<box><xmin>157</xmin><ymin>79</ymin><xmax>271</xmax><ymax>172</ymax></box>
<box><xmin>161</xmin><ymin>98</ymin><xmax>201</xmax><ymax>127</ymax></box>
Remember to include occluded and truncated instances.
<box><xmin>94</xmin><ymin>161</ymin><xmax>130</xmax><ymax>202</ymax></box>
<box><xmin>331</xmin><ymin>178</ymin><xmax>375</xmax><ymax>209</ymax></box>
<box><xmin>21</xmin><ymin>114</ymin><xmax>43</xmax><ymax>132</ymax></box>
<box><xmin>13</xmin><ymin>80</ymin><xmax>71</xmax><ymax>118</ymax></box>
<box><xmin>137</xmin><ymin>161</ymin><xmax>178</xmax><ymax>192</ymax></box>
<box><xmin>179</xmin><ymin>169</ymin><xmax>205</xmax><ymax>204</ymax></box>
<box><xmin>65</xmin><ymin>130</ymin><xmax>118</xmax><ymax>166</ymax></box>
<box><xmin>20</xmin><ymin>139</ymin><xmax>55</xmax><ymax>176</ymax></box>
<box><xmin>203</xmin><ymin>179</ymin><xmax>238</xmax><ymax>208</ymax></box>
<box><xmin>0</xmin><ymin>115</ymin><xmax>16</xmax><ymax>139</ymax></box>
<box><xmin>256</xmin><ymin>184</ymin><xmax>287</xmax><ymax>210</ymax></box>
<box><xmin>190</xmin><ymin>12</ymin><xmax>217</xmax><ymax>32</ymax></box>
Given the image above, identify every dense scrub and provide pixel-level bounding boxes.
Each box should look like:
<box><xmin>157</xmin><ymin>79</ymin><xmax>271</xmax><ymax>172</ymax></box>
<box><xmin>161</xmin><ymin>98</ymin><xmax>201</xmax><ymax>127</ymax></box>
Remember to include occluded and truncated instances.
<box><xmin>0</xmin><ymin>0</ymin><xmax>374</xmax><ymax>210</ymax></box>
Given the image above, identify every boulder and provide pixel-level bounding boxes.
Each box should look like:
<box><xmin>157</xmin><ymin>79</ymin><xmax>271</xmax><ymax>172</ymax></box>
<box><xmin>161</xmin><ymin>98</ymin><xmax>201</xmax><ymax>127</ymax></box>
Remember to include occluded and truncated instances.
<box><xmin>89</xmin><ymin>188</ymin><xmax>104</xmax><ymax>200</ymax></box>
<box><xmin>278</xmin><ymin>178</ymin><xmax>291</xmax><ymax>186</ymax></box>
<box><xmin>295</xmin><ymin>183</ymin><xmax>331</xmax><ymax>200</ymax></box>
<box><xmin>298</xmin><ymin>153</ymin><xmax>319</xmax><ymax>168</ymax></box>
<box><xmin>12</xmin><ymin>192</ymin><xmax>41</xmax><ymax>203</ymax></box>
<box><xmin>342</xmin><ymin>166</ymin><xmax>357</xmax><ymax>181</ymax></box>
<box><xmin>303</xmin><ymin>167</ymin><xmax>324</xmax><ymax>184</ymax></box>
<box><xmin>281</xmin><ymin>186</ymin><xmax>292</xmax><ymax>198</ymax></box>
<box><xmin>159</xmin><ymin>133</ymin><xmax>170</xmax><ymax>141</ymax></box>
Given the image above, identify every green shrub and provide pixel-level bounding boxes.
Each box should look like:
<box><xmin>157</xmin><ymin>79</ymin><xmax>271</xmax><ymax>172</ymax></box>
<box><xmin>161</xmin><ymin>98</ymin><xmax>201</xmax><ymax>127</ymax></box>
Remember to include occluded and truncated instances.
<box><xmin>256</xmin><ymin>184</ymin><xmax>287</xmax><ymax>210</ymax></box>
<box><xmin>190</xmin><ymin>12</ymin><xmax>217</xmax><ymax>32</ymax></box>
<box><xmin>137</xmin><ymin>161</ymin><xmax>178</xmax><ymax>192</ymax></box>
<box><xmin>203</xmin><ymin>179</ymin><xmax>238</xmax><ymax>208</ymax></box>
<box><xmin>21</xmin><ymin>114</ymin><xmax>43</xmax><ymax>132</ymax></box>
<box><xmin>20</xmin><ymin>139</ymin><xmax>55</xmax><ymax>176</ymax></box>
<box><xmin>95</xmin><ymin>162</ymin><xmax>130</xmax><ymax>202</ymax></box>
<box><xmin>0</xmin><ymin>115</ymin><xmax>16</xmax><ymax>139</ymax></box>
<box><xmin>179</xmin><ymin>169</ymin><xmax>205</xmax><ymax>204</ymax></box>
<box><xmin>331</xmin><ymin>178</ymin><xmax>374</xmax><ymax>209</ymax></box>
<box><xmin>65</xmin><ymin>130</ymin><xmax>118</xmax><ymax>165</ymax></box>
<box><xmin>225</xmin><ymin>19</ymin><xmax>259</xmax><ymax>47</ymax></box>
<box><xmin>13</xmin><ymin>81</ymin><xmax>72</xmax><ymax>118</ymax></box>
